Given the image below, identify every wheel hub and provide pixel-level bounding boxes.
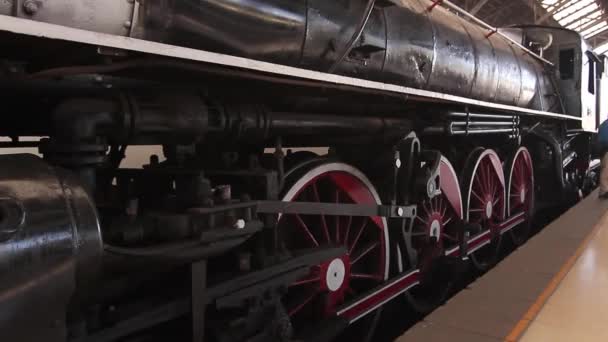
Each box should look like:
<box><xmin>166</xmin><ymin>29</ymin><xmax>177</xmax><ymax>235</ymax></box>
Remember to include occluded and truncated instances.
<box><xmin>485</xmin><ymin>201</ymin><xmax>493</xmax><ymax>219</ymax></box>
<box><xmin>520</xmin><ymin>188</ymin><xmax>526</xmax><ymax>204</ymax></box>
<box><xmin>429</xmin><ymin>219</ymin><xmax>441</xmax><ymax>240</ymax></box>
<box><xmin>325</xmin><ymin>258</ymin><xmax>347</xmax><ymax>292</ymax></box>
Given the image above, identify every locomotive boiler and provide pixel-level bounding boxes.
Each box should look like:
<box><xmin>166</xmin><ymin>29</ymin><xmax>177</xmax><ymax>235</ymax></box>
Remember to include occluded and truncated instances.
<box><xmin>0</xmin><ymin>0</ymin><xmax>603</xmax><ymax>342</ymax></box>
<box><xmin>1</xmin><ymin>0</ymin><xmax>560</xmax><ymax>111</ymax></box>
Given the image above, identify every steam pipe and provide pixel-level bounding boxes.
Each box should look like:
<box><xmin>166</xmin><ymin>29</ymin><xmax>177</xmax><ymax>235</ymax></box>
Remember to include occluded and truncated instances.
<box><xmin>446</xmin><ymin>111</ymin><xmax>517</xmax><ymax>120</ymax></box>
<box><xmin>47</xmin><ymin>94</ymin><xmax>413</xmax><ymax>146</ymax></box>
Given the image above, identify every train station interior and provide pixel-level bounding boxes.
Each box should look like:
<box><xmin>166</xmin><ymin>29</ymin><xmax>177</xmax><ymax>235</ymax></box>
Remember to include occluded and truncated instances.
<box><xmin>3</xmin><ymin>0</ymin><xmax>608</xmax><ymax>342</ymax></box>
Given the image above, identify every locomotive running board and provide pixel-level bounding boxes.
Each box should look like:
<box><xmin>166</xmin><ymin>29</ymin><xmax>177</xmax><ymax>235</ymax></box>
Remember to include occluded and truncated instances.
<box><xmin>336</xmin><ymin>269</ymin><xmax>420</xmax><ymax>324</ymax></box>
<box><xmin>444</xmin><ymin>211</ymin><xmax>526</xmax><ymax>257</ymax></box>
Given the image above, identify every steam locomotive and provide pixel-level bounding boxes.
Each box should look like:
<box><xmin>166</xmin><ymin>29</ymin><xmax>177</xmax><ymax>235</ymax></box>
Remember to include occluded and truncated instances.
<box><xmin>0</xmin><ymin>0</ymin><xmax>603</xmax><ymax>341</ymax></box>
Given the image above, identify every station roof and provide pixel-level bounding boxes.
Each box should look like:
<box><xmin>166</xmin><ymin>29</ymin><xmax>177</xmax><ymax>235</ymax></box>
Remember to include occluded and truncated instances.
<box><xmin>451</xmin><ymin>0</ymin><xmax>608</xmax><ymax>53</ymax></box>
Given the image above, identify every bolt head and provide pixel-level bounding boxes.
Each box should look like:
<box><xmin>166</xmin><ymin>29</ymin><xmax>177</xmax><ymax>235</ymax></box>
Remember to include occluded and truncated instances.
<box><xmin>395</xmin><ymin>159</ymin><xmax>402</xmax><ymax>169</ymax></box>
<box><xmin>396</xmin><ymin>207</ymin><xmax>404</xmax><ymax>217</ymax></box>
<box><xmin>427</xmin><ymin>181</ymin><xmax>435</xmax><ymax>196</ymax></box>
<box><xmin>234</xmin><ymin>219</ymin><xmax>246</xmax><ymax>229</ymax></box>
<box><xmin>23</xmin><ymin>0</ymin><xmax>39</xmax><ymax>15</ymax></box>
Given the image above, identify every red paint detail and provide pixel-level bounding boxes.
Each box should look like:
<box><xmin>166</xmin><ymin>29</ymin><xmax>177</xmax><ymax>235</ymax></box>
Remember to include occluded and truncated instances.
<box><xmin>427</xmin><ymin>0</ymin><xmax>444</xmax><ymax>11</ymax></box>
<box><xmin>485</xmin><ymin>29</ymin><xmax>497</xmax><ymax>38</ymax></box>
<box><xmin>447</xmin><ymin>213</ymin><xmax>525</xmax><ymax>257</ymax></box>
<box><xmin>337</xmin><ymin>270</ymin><xmax>420</xmax><ymax>322</ymax></box>
<box><xmin>328</xmin><ymin>173</ymin><xmax>384</xmax><ymax>229</ymax></box>
<box><xmin>499</xmin><ymin>212</ymin><xmax>526</xmax><ymax>234</ymax></box>
<box><xmin>487</xmin><ymin>150</ymin><xmax>506</xmax><ymax>201</ymax></box>
<box><xmin>440</xmin><ymin>158</ymin><xmax>463</xmax><ymax>219</ymax></box>
<box><xmin>467</xmin><ymin>230</ymin><xmax>491</xmax><ymax>252</ymax></box>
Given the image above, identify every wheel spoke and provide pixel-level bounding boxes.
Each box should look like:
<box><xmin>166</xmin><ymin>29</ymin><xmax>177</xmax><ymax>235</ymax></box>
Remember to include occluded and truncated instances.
<box><xmin>294</xmin><ymin>214</ymin><xmax>320</xmax><ymax>247</ymax></box>
<box><xmin>485</xmin><ymin>162</ymin><xmax>494</xmax><ymax>194</ymax></box>
<box><xmin>343</xmin><ymin>215</ymin><xmax>352</xmax><ymax>245</ymax></box>
<box><xmin>442</xmin><ymin>232</ymin><xmax>458</xmax><ymax>241</ymax></box>
<box><xmin>351</xmin><ymin>273</ymin><xmax>383</xmax><ymax>281</ymax></box>
<box><xmin>311</xmin><ymin>182</ymin><xmax>331</xmax><ymax>243</ymax></box>
<box><xmin>491</xmin><ymin>179</ymin><xmax>498</xmax><ymax>202</ymax></box>
<box><xmin>480</xmin><ymin>162</ymin><xmax>490</xmax><ymax>194</ymax></box>
<box><xmin>351</xmin><ymin>241</ymin><xmax>379</xmax><ymax>265</ymax></box>
<box><xmin>471</xmin><ymin>189</ymin><xmax>484</xmax><ymax>203</ymax></box>
<box><xmin>422</xmin><ymin>202</ymin><xmax>432</xmax><ymax>217</ymax></box>
<box><xmin>290</xmin><ymin>276</ymin><xmax>321</xmax><ymax>287</ymax></box>
<box><xmin>288</xmin><ymin>290</ymin><xmax>319</xmax><ymax>317</ymax></box>
<box><xmin>474</xmin><ymin>177</ymin><xmax>486</xmax><ymax>197</ymax></box>
<box><xmin>349</xmin><ymin>217</ymin><xmax>368</xmax><ymax>255</ymax></box>
<box><xmin>334</xmin><ymin>189</ymin><xmax>341</xmax><ymax>243</ymax></box>
<box><xmin>335</xmin><ymin>216</ymin><xmax>341</xmax><ymax>244</ymax></box>
<box><xmin>486</xmin><ymin>165</ymin><xmax>494</xmax><ymax>195</ymax></box>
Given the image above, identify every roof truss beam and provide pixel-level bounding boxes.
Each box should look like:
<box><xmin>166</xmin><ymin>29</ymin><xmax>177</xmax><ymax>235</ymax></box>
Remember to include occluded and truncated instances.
<box><xmin>562</xmin><ymin>8</ymin><xmax>602</xmax><ymax>28</ymax></box>
<box><xmin>575</xmin><ymin>11</ymin><xmax>608</xmax><ymax>32</ymax></box>
<box><xmin>469</xmin><ymin>0</ymin><xmax>491</xmax><ymax>15</ymax></box>
<box><xmin>536</xmin><ymin>0</ymin><xmax>573</xmax><ymax>24</ymax></box>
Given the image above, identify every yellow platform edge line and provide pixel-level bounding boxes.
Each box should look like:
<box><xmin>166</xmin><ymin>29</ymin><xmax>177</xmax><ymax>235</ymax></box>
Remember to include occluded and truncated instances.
<box><xmin>504</xmin><ymin>205</ymin><xmax>608</xmax><ymax>342</ymax></box>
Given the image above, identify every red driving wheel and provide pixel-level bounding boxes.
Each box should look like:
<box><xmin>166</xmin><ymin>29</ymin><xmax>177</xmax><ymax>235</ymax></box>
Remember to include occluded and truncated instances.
<box><xmin>278</xmin><ymin>161</ymin><xmax>389</xmax><ymax>340</ymax></box>
<box><xmin>462</xmin><ymin>149</ymin><xmax>506</xmax><ymax>271</ymax></box>
<box><xmin>406</xmin><ymin>156</ymin><xmax>463</xmax><ymax>313</ymax></box>
<box><xmin>506</xmin><ymin>147</ymin><xmax>535</xmax><ymax>245</ymax></box>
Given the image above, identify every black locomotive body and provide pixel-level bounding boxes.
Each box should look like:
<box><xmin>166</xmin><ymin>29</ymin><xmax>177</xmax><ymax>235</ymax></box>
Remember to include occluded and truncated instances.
<box><xmin>0</xmin><ymin>1</ymin><xmax>602</xmax><ymax>342</ymax></box>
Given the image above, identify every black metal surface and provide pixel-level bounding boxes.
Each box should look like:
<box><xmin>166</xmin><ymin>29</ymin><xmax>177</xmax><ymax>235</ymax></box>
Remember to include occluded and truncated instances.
<box><xmin>139</xmin><ymin>0</ymin><xmax>555</xmax><ymax>111</ymax></box>
<box><xmin>2</xmin><ymin>0</ymin><xmax>561</xmax><ymax>113</ymax></box>
<box><xmin>73</xmin><ymin>247</ymin><xmax>344</xmax><ymax>342</ymax></box>
<box><xmin>0</xmin><ymin>154</ymin><xmax>102</xmax><ymax>342</ymax></box>
<box><xmin>38</xmin><ymin>95</ymin><xmax>414</xmax><ymax>150</ymax></box>
<box><xmin>191</xmin><ymin>260</ymin><xmax>207</xmax><ymax>342</ymax></box>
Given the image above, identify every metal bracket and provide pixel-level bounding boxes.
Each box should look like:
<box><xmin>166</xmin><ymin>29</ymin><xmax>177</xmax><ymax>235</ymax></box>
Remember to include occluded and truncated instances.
<box><xmin>419</xmin><ymin>150</ymin><xmax>442</xmax><ymax>199</ymax></box>
<box><xmin>191</xmin><ymin>260</ymin><xmax>207</xmax><ymax>342</ymax></box>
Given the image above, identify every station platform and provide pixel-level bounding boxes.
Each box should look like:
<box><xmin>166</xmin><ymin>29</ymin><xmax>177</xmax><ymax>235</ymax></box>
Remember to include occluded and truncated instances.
<box><xmin>397</xmin><ymin>190</ymin><xmax>608</xmax><ymax>341</ymax></box>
